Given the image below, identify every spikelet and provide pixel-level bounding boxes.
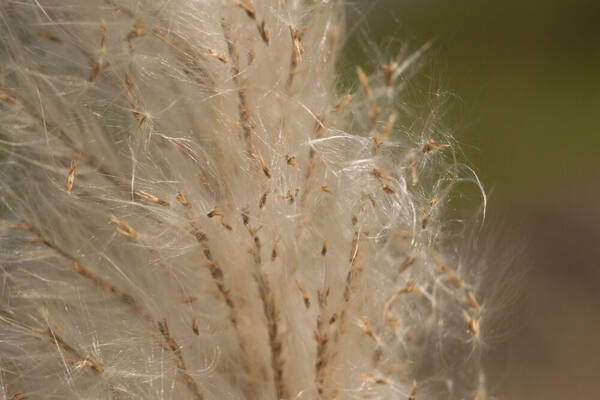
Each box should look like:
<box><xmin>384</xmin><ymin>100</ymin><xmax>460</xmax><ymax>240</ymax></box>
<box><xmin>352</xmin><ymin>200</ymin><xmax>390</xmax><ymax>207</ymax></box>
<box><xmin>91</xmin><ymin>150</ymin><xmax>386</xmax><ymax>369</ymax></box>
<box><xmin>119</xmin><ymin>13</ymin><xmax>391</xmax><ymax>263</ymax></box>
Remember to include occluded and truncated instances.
<box><xmin>0</xmin><ymin>1</ymin><xmax>486</xmax><ymax>399</ymax></box>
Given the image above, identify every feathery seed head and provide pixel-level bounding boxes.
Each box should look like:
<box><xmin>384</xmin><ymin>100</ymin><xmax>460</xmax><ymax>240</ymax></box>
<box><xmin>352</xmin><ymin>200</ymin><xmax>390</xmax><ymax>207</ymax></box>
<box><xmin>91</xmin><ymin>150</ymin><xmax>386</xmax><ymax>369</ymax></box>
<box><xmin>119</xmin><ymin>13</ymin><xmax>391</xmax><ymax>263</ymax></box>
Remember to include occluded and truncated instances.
<box><xmin>0</xmin><ymin>1</ymin><xmax>487</xmax><ymax>399</ymax></box>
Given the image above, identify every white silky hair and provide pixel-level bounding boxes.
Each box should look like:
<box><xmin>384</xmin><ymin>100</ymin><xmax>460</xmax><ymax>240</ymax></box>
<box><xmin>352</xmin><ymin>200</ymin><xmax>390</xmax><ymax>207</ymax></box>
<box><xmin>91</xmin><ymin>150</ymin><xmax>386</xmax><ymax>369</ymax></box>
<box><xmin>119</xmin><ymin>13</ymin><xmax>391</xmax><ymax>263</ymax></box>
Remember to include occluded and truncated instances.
<box><xmin>0</xmin><ymin>1</ymin><xmax>486</xmax><ymax>399</ymax></box>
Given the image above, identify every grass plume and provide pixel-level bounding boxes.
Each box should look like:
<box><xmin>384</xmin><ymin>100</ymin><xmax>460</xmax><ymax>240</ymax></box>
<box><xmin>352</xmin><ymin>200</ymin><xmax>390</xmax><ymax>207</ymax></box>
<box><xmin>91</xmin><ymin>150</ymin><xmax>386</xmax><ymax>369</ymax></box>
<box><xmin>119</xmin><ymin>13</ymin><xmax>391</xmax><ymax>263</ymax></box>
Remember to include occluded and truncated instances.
<box><xmin>0</xmin><ymin>1</ymin><xmax>487</xmax><ymax>399</ymax></box>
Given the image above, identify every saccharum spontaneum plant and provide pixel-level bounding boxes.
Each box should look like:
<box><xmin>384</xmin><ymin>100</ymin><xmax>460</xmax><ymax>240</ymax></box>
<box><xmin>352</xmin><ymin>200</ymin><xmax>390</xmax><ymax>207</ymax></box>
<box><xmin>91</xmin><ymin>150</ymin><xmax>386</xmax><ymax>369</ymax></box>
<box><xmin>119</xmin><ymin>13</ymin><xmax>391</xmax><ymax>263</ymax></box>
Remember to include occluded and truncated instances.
<box><xmin>0</xmin><ymin>1</ymin><xmax>488</xmax><ymax>399</ymax></box>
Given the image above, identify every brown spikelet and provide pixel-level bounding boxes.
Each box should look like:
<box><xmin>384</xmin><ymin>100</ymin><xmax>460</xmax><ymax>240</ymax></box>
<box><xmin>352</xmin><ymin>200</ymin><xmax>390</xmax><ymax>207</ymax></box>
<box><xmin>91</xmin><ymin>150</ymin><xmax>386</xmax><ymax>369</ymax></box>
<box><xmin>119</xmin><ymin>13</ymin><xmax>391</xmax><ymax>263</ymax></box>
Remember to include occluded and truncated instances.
<box><xmin>259</xmin><ymin>192</ymin><xmax>268</xmax><ymax>209</ymax></box>
<box><xmin>241</xmin><ymin>207</ymin><xmax>250</xmax><ymax>226</ymax></box>
<box><xmin>289</xmin><ymin>26</ymin><xmax>305</xmax><ymax>58</ymax></box>
<box><xmin>137</xmin><ymin>190</ymin><xmax>170</xmax><ymax>206</ymax></box>
<box><xmin>207</xmin><ymin>206</ymin><xmax>222</xmax><ymax>218</ymax></box>
<box><xmin>382</xmin><ymin>183</ymin><xmax>396</xmax><ymax>194</ymax></box>
<box><xmin>36</xmin><ymin>30</ymin><xmax>62</xmax><ymax>43</ymax></box>
<box><xmin>236</xmin><ymin>1</ymin><xmax>256</xmax><ymax>19</ymax></box>
<box><xmin>357</xmin><ymin>67</ymin><xmax>372</xmax><ymax>99</ymax></box>
<box><xmin>382</xmin><ymin>113</ymin><xmax>397</xmax><ymax>139</ymax></box>
<box><xmin>321</xmin><ymin>238</ymin><xmax>328</xmax><ymax>256</ymax></box>
<box><xmin>423</xmin><ymin>139</ymin><xmax>450</xmax><ymax>153</ymax></box>
<box><xmin>358</xmin><ymin>317</ymin><xmax>379</xmax><ymax>342</ymax></box>
<box><xmin>66</xmin><ymin>161</ymin><xmax>78</xmax><ymax>193</ymax></box>
<box><xmin>363</xmin><ymin>373</ymin><xmax>388</xmax><ymax>385</ymax></box>
<box><xmin>126</xmin><ymin>22</ymin><xmax>146</xmax><ymax>41</ymax></box>
<box><xmin>207</xmin><ymin>49</ymin><xmax>228</xmax><ymax>63</ymax></box>
<box><xmin>314</xmin><ymin>314</ymin><xmax>331</xmax><ymax>396</ymax></box>
<box><xmin>436</xmin><ymin>261</ymin><xmax>465</xmax><ymax>288</ymax></box>
<box><xmin>464</xmin><ymin>312</ymin><xmax>481</xmax><ymax>337</ymax></box>
<box><xmin>124</xmin><ymin>71</ymin><xmax>134</xmax><ymax>90</ymax></box>
<box><xmin>88</xmin><ymin>23</ymin><xmax>107</xmax><ymax>81</ymax></box>
<box><xmin>408</xmin><ymin>381</ymin><xmax>417</xmax><ymax>400</ymax></box>
<box><xmin>100</xmin><ymin>22</ymin><xmax>107</xmax><ymax>50</ymax></box>
<box><xmin>258</xmin><ymin>20</ymin><xmax>269</xmax><ymax>45</ymax></box>
<box><xmin>422</xmin><ymin>210</ymin><xmax>432</xmax><ymax>229</ymax></box>
<box><xmin>398</xmin><ymin>257</ymin><xmax>417</xmax><ymax>274</ymax></box>
<box><xmin>178</xmin><ymin>296</ymin><xmax>199</xmax><ymax>304</ymax></box>
<box><xmin>123</xmin><ymin>72</ymin><xmax>146</xmax><ymax>129</ymax></box>
<box><xmin>74</xmin><ymin>359</ymin><xmax>104</xmax><ymax>373</ymax></box>
<box><xmin>268</xmin><ymin>236</ymin><xmax>278</xmax><ymax>262</ymax></box>
<box><xmin>126</xmin><ymin>21</ymin><xmax>147</xmax><ymax>52</ymax></box>
<box><xmin>372</xmin><ymin>167</ymin><xmax>393</xmax><ymax>182</ymax></box>
<box><xmin>372</xmin><ymin>134</ymin><xmax>382</xmax><ymax>152</ymax></box>
<box><xmin>192</xmin><ymin>317</ymin><xmax>199</xmax><ymax>336</ymax></box>
<box><xmin>254</xmin><ymin>154</ymin><xmax>271</xmax><ymax>178</ymax></box>
<box><xmin>286</xmin><ymin>154</ymin><xmax>297</xmax><ymax>168</ymax></box>
<box><xmin>109</xmin><ymin>215</ymin><xmax>138</xmax><ymax>239</ymax></box>
<box><xmin>369</xmin><ymin>105</ymin><xmax>381</xmax><ymax>127</ymax></box>
<box><xmin>88</xmin><ymin>61</ymin><xmax>103</xmax><ymax>82</ymax></box>
<box><xmin>409</xmin><ymin>152</ymin><xmax>419</xmax><ymax>184</ymax></box>
<box><xmin>287</xmin><ymin>25</ymin><xmax>305</xmax><ymax>90</ymax></box>
<box><xmin>466</xmin><ymin>290</ymin><xmax>481</xmax><ymax>312</ymax></box>
<box><xmin>332</xmin><ymin>94</ymin><xmax>353</xmax><ymax>112</ymax></box>
<box><xmin>186</xmin><ymin>223</ymin><xmax>207</xmax><ymax>242</ymax></box>
<box><xmin>383</xmin><ymin>62</ymin><xmax>397</xmax><ymax>87</ymax></box>
<box><xmin>320</xmin><ymin>185</ymin><xmax>333</xmax><ymax>194</ymax></box>
<box><xmin>176</xmin><ymin>192</ymin><xmax>191</xmax><ymax>208</ymax></box>
<box><xmin>296</xmin><ymin>282</ymin><xmax>311</xmax><ymax>309</ymax></box>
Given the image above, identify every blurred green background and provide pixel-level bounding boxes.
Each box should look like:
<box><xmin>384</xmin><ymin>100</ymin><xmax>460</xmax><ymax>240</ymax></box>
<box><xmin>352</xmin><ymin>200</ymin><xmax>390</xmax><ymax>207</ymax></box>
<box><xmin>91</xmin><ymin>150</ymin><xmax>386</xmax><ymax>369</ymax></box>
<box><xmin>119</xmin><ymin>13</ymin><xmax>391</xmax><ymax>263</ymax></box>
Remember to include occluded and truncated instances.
<box><xmin>343</xmin><ymin>1</ymin><xmax>600</xmax><ymax>399</ymax></box>
<box><xmin>343</xmin><ymin>0</ymin><xmax>600</xmax><ymax>202</ymax></box>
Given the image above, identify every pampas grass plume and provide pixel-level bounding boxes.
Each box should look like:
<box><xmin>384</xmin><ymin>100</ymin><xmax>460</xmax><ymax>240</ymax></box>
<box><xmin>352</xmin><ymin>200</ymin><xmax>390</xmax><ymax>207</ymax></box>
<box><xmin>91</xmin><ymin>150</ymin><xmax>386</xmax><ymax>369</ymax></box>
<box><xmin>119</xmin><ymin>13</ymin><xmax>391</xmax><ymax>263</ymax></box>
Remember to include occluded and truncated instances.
<box><xmin>0</xmin><ymin>1</ymin><xmax>487</xmax><ymax>399</ymax></box>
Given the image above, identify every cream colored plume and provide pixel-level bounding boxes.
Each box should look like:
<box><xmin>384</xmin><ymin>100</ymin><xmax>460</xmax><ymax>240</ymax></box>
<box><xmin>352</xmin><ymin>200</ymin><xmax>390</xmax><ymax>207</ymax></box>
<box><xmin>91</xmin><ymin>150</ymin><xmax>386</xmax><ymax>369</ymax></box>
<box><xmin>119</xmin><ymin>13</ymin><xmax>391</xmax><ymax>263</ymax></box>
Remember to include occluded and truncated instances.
<box><xmin>0</xmin><ymin>1</ymin><xmax>486</xmax><ymax>399</ymax></box>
